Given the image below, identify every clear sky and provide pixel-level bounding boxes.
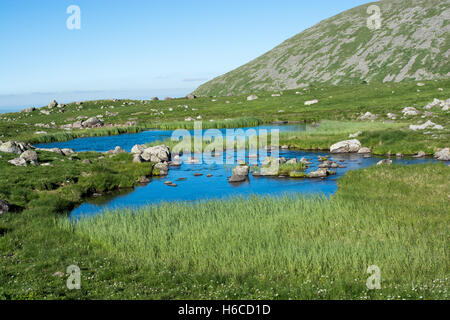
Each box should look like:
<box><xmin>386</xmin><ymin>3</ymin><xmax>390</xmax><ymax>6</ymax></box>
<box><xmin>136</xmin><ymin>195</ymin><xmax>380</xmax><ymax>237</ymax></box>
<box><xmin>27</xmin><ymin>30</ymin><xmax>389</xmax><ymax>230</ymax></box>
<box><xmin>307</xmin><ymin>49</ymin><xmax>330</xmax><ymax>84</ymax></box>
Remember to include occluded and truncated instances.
<box><xmin>0</xmin><ymin>0</ymin><xmax>373</xmax><ymax>110</ymax></box>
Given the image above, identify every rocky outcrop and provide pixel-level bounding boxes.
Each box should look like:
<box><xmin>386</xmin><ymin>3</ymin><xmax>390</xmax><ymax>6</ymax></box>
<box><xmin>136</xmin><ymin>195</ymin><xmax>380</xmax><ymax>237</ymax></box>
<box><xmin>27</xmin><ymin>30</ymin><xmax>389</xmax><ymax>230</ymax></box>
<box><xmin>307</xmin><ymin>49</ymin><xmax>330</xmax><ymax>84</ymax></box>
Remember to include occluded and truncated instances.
<box><xmin>434</xmin><ymin>148</ymin><xmax>450</xmax><ymax>161</ymax></box>
<box><xmin>0</xmin><ymin>141</ymin><xmax>32</xmax><ymax>155</ymax></box>
<box><xmin>330</xmin><ymin>139</ymin><xmax>361</xmax><ymax>153</ymax></box>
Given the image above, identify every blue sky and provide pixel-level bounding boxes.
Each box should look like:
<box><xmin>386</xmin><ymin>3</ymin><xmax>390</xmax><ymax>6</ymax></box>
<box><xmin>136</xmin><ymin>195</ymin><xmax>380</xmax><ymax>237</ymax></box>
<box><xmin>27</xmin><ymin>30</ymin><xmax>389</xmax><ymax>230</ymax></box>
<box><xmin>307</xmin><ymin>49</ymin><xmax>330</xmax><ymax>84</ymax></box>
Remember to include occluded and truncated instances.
<box><xmin>0</xmin><ymin>0</ymin><xmax>373</xmax><ymax>110</ymax></box>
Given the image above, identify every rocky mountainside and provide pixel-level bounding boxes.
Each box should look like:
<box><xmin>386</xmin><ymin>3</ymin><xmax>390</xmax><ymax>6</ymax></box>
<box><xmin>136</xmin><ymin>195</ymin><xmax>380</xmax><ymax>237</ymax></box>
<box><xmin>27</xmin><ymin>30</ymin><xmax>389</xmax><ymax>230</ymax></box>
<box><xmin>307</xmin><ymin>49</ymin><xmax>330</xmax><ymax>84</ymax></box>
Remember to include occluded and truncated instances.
<box><xmin>194</xmin><ymin>0</ymin><xmax>450</xmax><ymax>96</ymax></box>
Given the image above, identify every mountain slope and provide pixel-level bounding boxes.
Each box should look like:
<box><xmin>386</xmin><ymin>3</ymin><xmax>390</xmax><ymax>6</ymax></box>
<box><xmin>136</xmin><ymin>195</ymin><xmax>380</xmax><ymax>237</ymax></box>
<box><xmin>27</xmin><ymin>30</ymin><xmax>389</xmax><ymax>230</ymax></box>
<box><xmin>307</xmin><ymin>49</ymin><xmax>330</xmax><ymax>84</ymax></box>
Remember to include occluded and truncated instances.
<box><xmin>194</xmin><ymin>0</ymin><xmax>450</xmax><ymax>96</ymax></box>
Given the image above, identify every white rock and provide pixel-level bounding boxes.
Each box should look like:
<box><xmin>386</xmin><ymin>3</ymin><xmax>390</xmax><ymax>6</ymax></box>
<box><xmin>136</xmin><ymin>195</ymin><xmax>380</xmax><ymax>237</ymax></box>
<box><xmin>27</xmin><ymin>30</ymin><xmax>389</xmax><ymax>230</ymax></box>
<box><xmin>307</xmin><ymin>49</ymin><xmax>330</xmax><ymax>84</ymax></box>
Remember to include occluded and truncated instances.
<box><xmin>304</xmin><ymin>99</ymin><xmax>319</xmax><ymax>106</ymax></box>
<box><xmin>247</xmin><ymin>94</ymin><xmax>258</xmax><ymax>101</ymax></box>
<box><xmin>434</xmin><ymin>148</ymin><xmax>450</xmax><ymax>161</ymax></box>
<box><xmin>330</xmin><ymin>139</ymin><xmax>361</xmax><ymax>154</ymax></box>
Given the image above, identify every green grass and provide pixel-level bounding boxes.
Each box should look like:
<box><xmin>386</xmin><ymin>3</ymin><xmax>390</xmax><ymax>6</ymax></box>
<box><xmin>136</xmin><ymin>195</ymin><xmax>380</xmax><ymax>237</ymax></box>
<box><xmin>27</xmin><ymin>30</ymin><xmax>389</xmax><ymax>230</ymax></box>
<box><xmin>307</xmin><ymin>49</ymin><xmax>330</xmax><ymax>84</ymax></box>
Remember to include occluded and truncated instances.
<box><xmin>1</xmin><ymin>79</ymin><xmax>449</xmax><ymax>156</ymax></box>
<box><xmin>11</xmin><ymin>163</ymin><xmax>437</xmax><ymax>300</ymax></box>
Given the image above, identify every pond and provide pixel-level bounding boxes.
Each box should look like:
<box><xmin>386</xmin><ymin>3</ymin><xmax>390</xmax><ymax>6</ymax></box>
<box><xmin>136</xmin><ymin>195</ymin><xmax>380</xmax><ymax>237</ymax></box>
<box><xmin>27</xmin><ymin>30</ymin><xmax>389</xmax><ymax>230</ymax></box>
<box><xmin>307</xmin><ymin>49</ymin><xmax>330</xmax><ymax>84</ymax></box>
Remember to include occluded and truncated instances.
<box><xmin>36</xmin><ymin>125</ymin><xmax>440</xmax><ymax>218</ymax></box>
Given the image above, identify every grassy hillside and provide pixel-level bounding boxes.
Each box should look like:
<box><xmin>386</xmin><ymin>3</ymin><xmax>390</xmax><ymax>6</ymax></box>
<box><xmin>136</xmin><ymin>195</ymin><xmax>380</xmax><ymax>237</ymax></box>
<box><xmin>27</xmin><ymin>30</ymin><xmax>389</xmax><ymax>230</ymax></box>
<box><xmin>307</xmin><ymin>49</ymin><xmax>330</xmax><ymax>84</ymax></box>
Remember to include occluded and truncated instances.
<box><xmin>193</xmin><ymin>0</ymin><xmax>450</xmax><ymax>96</ymax></box>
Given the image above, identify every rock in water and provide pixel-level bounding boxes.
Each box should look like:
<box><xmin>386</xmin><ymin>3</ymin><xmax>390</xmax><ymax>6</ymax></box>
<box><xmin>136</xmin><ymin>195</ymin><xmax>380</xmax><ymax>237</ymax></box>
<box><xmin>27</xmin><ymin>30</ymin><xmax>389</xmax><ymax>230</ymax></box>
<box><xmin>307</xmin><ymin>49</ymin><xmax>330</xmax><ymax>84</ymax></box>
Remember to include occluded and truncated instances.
<box><xmin>434</xmin><ymin>148</ymin><xmax>450</xmax><ymax>161</ymax></box>
<box><xmin>330</xmin><ymin>139</ymin><xmax>361</xmax><ymax>153</ymax></box>
<box><xmin>141</xmin><ymin>145</ymin><xmax>171</xmax><ymax>163</ymax></box>
<box><xmin>377</xmin><ymin>159</ymin><xmax>393</xmax><ymax>166</ymax></box>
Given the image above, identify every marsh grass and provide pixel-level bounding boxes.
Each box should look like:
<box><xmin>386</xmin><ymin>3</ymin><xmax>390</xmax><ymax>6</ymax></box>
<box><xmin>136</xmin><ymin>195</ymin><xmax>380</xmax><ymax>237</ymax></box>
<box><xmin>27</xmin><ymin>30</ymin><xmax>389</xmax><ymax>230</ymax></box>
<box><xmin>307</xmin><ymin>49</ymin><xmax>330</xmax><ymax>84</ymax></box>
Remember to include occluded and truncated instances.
<box><xmin>61</xmin><ymin>163</ymin><xmax>450</xmax><ymax>299</ymax></box>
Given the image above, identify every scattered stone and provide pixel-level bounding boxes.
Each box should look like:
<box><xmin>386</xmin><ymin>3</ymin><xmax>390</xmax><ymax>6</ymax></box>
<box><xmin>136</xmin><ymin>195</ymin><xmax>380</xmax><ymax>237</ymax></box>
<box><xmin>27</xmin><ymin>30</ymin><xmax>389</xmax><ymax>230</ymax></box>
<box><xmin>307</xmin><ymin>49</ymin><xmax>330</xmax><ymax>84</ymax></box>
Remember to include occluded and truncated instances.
<box><xmin>409</xmin><ymin>120</ymin><xmax>443</xmax><ymax>131</ymax></box>
<box><xmin>82</xmin><ymin>159</ymin><xmax>92</xmax><ymax>164</ymax></box>
<box><xmin>61</xmin><ymin>148</ymin><xmax>75</xmax><ymax>156</ymax></box>
<box><xmin>207</xmin><ymin>174</ymin><xmax>213</xmax><ymax>178</ymax></box>
<box><xmin>358</xmin><ymin>112</ymin><xmax>377</xmax><ymax>121</ymax></box>
<box><xmin>349</xmin><ymin>131</ymin><xmax>362</xmax><ymax>138</ymax></box>
<box><xmin>194</xmin><ymin>173</ymin><xmax>203</xmax><ymax>177</ymax></box>
<box><xmin>387</xmin><ymin>113</ymin><xmax>397</xmax><ymax>120</ymax></box>
<box><xmin>187</xmin><ymin>94</ymin><xmax>196</xmax><ymax>100</ymax></box>
<box><xmin>330</xmin><ymin>139</ymin><xmax>361</xmax><ymax>153</ymax></box>
<box><xmin>417</xmin><ymin>82</ymin><xmax>425</xmax><ymax>87</ymax></box>
<box><xmin>247</xmin><ymin>94</ymin><xmax>258</xmax><ymax>101</ymax></box>
<box><xmin>402</xmin><ymin>107</ymin><xmax>421</xmax><ymax>116</ymax></box>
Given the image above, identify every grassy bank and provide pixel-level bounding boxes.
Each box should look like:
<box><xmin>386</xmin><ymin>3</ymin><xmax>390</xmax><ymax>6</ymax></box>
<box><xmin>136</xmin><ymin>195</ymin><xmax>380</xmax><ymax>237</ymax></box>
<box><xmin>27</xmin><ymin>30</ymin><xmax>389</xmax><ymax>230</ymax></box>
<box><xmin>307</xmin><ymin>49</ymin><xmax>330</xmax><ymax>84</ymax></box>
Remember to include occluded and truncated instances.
<box><xmin>1</xmin><ymin>79</ymin><xmax>448</xmax><ymax>155</ymax></box>
<box><xmin>1</xmin><ymin>163</ymin><xmax>446</xmax><ymax>299</ymax></box>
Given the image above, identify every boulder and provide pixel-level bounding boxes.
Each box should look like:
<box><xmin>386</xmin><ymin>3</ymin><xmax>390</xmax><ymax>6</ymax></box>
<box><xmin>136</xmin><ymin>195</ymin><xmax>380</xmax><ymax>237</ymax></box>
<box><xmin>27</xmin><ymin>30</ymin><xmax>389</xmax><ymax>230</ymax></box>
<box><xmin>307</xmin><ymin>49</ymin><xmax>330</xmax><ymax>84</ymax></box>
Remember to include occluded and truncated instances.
<box><xmin>0</xmin><ymin>141</ymin><xmax>22</xmax><ymax>154</ymax></box>
<box><xmin>307</xmin><ymin>168</ymin><xmax>328</xmax><ymax>178</ymax></box>
<box><xmin>247</xmin><ymin>94</ymin><xmax>258</xmax><ymax>101</ymax></box>
<box><xmin>232</xmin><ymin>165</ymin><xmax>250</xmax><ymax>177</ymax></box>
<box><xmin>330</xmin><ymin>139</ymin><xmax>361</xmax><ymax>153</ymax></box>
<box><xmin>131</xmin><ymin>144</ymin><xmax>146</xmax><ymax>154</ymax></box>
<box><xmin>141</xmin><ymin>145</ymin><xmax>171</xmax><ymax>163</ymax></box>
<box><xmin>187</xmin><ymin>94</ymin><xmax>197</xmax><ymax>100</ymax></box>
<box><xmin>154</xmin><ymin>162</ymin><xmax>169</xmax><ymax>175</ymax></box>
<box><xmin>20</xmin><ymin>150</ymin><xmax>38</xmax><ymax>163</ymax></box>
<box><xmin>0</xmin><ymin>198</ymin><xmax>9</xmax><ymax>215</ymax></box>
<box><xmin>82</xmin><ymin>117</ymin><xmax>103</xmax><ymax>128</ymax></box>
<box><xmin>48</xmin><ymin>100</ymin><xmax>58</xmax><ymax>108</ymax></box>
<box><xmin>434</xmin><ymin>148</ymin><xmax>450</xmax><ymax>161</ymax></box>
<box><xmin>8</xmin><ymin>158</ymin><xmax>27</xmax><ymax>167</ymax></box>
<box><xmin>228</xmin><ymin>175</ymin><xmax>247</xmax><ymax>183</ymax></box>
